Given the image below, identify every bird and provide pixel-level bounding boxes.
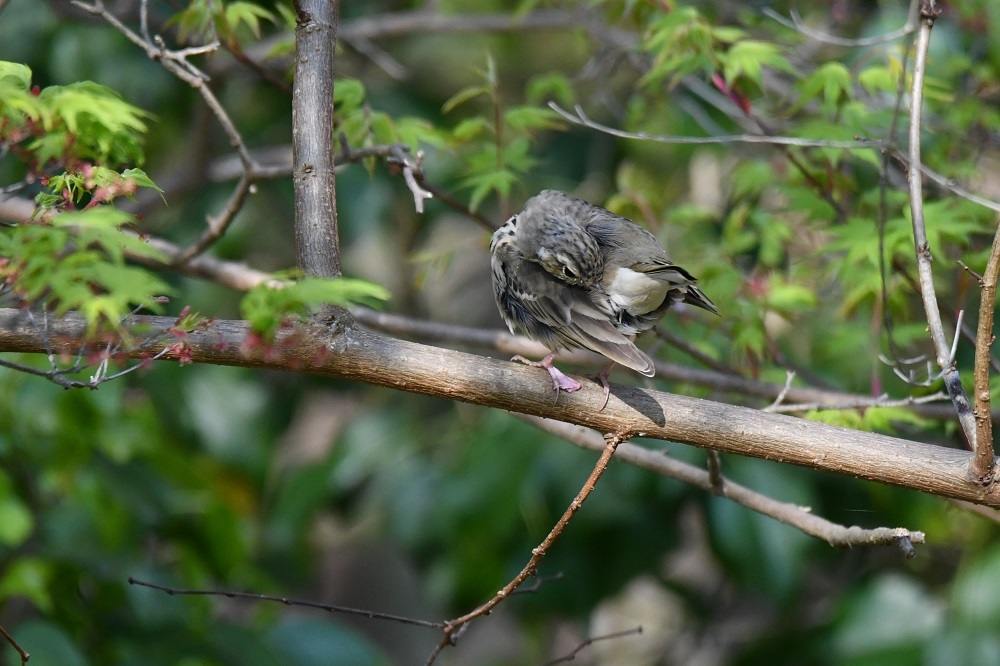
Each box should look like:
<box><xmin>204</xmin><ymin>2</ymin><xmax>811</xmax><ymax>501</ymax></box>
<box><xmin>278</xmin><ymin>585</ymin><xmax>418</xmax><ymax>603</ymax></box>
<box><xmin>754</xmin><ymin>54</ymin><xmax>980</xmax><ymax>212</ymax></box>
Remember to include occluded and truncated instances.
<box><xmin>490</xmin><ymin>189</ymin><xmax>717</xmax><ymax>398</ymax></box>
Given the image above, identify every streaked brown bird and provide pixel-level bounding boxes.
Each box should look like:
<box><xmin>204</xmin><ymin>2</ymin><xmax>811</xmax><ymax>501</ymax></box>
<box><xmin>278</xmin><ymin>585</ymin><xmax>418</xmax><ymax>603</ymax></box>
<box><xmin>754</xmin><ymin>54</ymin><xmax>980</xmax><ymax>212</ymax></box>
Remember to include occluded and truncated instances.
<box><xmin>490</xmin><ymin>189</ymin><xmax>717</xmax><ymax>397</ymax></box>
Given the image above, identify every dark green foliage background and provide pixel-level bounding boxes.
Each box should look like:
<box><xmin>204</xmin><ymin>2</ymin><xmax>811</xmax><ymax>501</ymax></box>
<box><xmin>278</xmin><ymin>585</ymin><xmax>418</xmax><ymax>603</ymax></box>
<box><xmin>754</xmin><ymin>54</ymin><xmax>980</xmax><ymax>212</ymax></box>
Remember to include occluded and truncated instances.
<box><xmin>3</xmin><ymin>0</ymin><xmax>1000</xmax><ymax>664</ymax></box>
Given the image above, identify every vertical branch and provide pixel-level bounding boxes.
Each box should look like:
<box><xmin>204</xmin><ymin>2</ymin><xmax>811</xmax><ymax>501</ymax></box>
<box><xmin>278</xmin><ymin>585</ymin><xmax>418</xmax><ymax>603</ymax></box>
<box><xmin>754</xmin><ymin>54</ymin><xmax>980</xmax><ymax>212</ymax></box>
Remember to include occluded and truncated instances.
<box><xmin>907</xmin><ymin>0</ymin><xmax>978</xmax><ymax>454</ymax></box>
<box><xmin>292</xmin><ymin>0</ymin><xmax>341</xmax><ymax>278</ymax></box>
<box><xmin>972</xmin><ymin>225</ymin><xmax>1000</xmax><ymax>483</ymax></box>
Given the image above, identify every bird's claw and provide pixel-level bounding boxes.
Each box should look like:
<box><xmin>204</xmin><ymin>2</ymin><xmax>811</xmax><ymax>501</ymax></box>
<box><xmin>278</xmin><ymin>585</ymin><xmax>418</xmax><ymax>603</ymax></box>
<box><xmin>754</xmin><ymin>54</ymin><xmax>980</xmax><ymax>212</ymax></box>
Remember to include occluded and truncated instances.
<box><xmin>510</xmin><ymin>353</ymin><xmax>582</xmax><ymax>393</ymax></box>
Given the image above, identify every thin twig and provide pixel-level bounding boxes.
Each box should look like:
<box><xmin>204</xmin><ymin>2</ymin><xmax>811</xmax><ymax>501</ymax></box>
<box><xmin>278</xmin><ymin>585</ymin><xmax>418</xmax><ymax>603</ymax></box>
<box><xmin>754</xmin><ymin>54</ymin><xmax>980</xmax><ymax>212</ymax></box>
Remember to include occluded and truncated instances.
<box><xmin>764</xmin><ymin>371</ymin><xmax>796</xmax><ymax>412</ymax></box>
<box><xmin>385</xmin><ymin>146</ymin><xmax>433</xmax><ymax>213</ymax></box>
<box><xmin>905</xmin><ymin>0</ymin><xmax>977</xmax><ymax>449</ymax></box>
<box><xmin>549</xmin><ymin>103</ymin><xmax>868</xmax><ymax>149</ymax></box>
<box><xmin>769</xmin><ymin>391</ymin><xmax>949</xmax><ymax>414</ymax></box>
<box><xmin>426</xmin><ymin>431</ymin><xmax>631</xmax><ymax>664</ymax></box>
<box><xmin>128</xmin><ymin>578</ymin><xmax>443</xmax><ymax>628</ymax></box>
<box><xmin>541</xmin><ymin>627</ymin><xmax>643</xmax><ymax>666</ymax></box>
<box><xmin>762</xmin><ymin>3</ymin><xmax>919</xmax><ymax>48</ymax></box>
<box><xmin>71</xmin><ymin>0</ymin><xmax>263</xmax><ymax>264</ymax></box>
<box><xmin>0</xmin><ymin>624</ymin><xmax>28</xmax><ymax>666</ymax></box>
<box><xmin>653</xmin><ymin>326</ymin><xmax>742</xmax><ymax>376</ymax></box>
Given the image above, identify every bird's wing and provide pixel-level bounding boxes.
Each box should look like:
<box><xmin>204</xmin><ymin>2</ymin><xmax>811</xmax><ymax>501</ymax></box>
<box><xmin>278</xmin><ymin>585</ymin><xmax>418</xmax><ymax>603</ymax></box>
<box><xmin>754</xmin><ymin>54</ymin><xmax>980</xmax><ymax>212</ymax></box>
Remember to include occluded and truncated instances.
<box><xmin>509</xmin><ymin>259</ymin><xmax>655</xmax><ymax>376</ymax></box>
<box><xmin>620</xmin><ymin>259</ymin><xmax>719</xmax><ymax>316</ymax></box>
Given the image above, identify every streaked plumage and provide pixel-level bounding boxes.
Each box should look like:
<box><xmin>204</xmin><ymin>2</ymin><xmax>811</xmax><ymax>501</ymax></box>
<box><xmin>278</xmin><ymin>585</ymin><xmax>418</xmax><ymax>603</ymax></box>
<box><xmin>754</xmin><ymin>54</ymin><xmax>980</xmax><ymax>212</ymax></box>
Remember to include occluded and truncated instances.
<box><xmin>491</xmin><ymin>190</ymin><xmax>716</xmax><ymax>393</ymax></box>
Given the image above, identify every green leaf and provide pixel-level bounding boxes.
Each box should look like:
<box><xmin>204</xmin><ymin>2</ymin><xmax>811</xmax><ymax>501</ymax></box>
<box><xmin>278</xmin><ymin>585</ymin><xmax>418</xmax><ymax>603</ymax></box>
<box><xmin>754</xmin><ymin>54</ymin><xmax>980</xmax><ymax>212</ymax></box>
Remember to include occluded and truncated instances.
<box><xmin>334</xmin><ymin>78</ymin><xmax>366</xmax><ymax>112</ymax></box>
<box><xmin>442</xmin><ymin>84</ymin><xmax>490</xmax><ymax>114</ymax></box>
<box><xmin>858</xmin><ymin>65</ymin><xmax>900</xmax><ymax>95</ymax></box>
<box><xmin>525</xmin><ymin>72</ymin><xmax>574</xmax><ymax>106</ymax></box>
<box><xmin>0</xmin><ymin>60</ymin><xmax>32</xmax><ymax>88</ymax></box>
<box><xmin>121</xmin><ymin>167</ymin><xmax>163</xmax><ymax>193</ymax></box>
<box><xmin>503</xmin><ymin>105</ymin><xmax>562</xmax><ymax>133</ymax></box>
<box><xmin>0</xmin><ymin>558</ymin><xmax>54</xmax><ymax>613</ymax></box>
<box><xmin>0</xmin><ymin>492</ymin><xmax>33</xmax><ymax>547</ymax></box>
<box><xmin>722</xmin><ymin>40</ymin><xmax>793</xmax><ymax>86</ymax></box>
<box><xmin>452</xmin><ymin>117</ymin><xmax>491</xmax><ymax>141</ymax></box>
<box><xmin>241</xmin><ymin>276</ymin><xmax>390</xmax><ymax>338</ymax></box>
<box><xmin>223</xmin><ymin>1</ymin><xmax>276</xmax><ymax>39</ymax></box>
<box><xmin>795</xmin><ymin>62</ymin><xmax>853</xmax><ymax>112</ymax></box>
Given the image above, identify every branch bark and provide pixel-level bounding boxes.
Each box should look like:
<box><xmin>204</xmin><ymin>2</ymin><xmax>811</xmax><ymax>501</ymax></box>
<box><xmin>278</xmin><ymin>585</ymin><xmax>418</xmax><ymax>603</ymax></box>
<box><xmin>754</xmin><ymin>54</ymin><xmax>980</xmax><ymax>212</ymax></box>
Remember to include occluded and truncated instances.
<box><xmin>906</xmin><ymin>0</ymin><xmax>979</xmax><ymax>460</ymax></box>
<box><xmin>520</xmin><ymin>415</ymin><xmax>924</xmax><ymax>552</ymax></box>
<box><xmin>1</xmin><ymin>308</ymin><xmax>997</xmax><ymax>507</ymax></box>
<box><xmin>972</xmin><ymin>222</ymin><xmax>1000</xmax><ymax>483</ymax></box>
<box><xmin>292</xmin><ymin>0</ymin><xmax>341</xmax><ymax>278</ymax></box>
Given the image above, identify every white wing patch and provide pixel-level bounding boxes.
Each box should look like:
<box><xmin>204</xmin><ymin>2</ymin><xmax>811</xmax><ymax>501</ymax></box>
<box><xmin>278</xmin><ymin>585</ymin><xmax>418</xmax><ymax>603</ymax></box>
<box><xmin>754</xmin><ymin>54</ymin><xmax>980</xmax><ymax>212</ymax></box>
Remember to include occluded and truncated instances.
<box><xmin>607</xmin><ymin>267</ymin><xmax>670</xmax><ymax>315</ymax></box>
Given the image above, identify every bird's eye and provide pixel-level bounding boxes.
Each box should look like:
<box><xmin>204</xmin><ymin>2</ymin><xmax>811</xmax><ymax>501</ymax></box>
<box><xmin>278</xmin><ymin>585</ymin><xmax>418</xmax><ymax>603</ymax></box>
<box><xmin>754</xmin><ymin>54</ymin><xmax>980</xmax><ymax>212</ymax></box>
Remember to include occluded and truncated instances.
<box><xmin>562</xmin><ymin>266</ymin><xmax>577</xmax><ymax>279</ymax></box>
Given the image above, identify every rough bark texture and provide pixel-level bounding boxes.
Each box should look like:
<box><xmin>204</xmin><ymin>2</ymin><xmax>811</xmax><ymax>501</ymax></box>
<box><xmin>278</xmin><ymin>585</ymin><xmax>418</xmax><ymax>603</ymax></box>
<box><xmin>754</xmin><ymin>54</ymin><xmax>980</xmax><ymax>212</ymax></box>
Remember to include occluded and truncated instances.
<box><xmin>292</xmin><ymin>0</ymin><xmax>341</xmax><ymax>278</ymax></box>
<box><xmin>2</xmin><ymin>307</ymin><xmax>997</xmax><ymax>507</ymax></box>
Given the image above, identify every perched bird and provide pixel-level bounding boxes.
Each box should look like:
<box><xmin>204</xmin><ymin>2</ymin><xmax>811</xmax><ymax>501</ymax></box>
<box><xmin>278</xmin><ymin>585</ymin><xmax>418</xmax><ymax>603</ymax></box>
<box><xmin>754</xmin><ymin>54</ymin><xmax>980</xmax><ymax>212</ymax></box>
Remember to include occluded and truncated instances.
<box><xmin>490</xmin><ymin>190</ymin><xmax>717</xmax><ymax>396</ymax></box>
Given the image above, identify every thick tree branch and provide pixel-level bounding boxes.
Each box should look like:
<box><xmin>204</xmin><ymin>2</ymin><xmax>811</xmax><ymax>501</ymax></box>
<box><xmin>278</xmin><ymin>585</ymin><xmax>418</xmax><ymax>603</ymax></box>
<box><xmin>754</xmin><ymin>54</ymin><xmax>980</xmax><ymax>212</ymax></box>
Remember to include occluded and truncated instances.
<box><xmin>906</xmin><ymin>0</ymin><xmax>980</xmax><ymax>467</ymax></box>
<box><xmin>292</xmin><ymin>0</ymin><xmax>341</xmax><ymax>278</ymax></box>
<box><xmin>350</xmin><ymin>307</ymin><xmax>996</xmax><ymax>423</ymax></box>
<box><xmin>1</xmin><ymin>308</ymin><xmax>998</xmax><ymax>507</ymax></box>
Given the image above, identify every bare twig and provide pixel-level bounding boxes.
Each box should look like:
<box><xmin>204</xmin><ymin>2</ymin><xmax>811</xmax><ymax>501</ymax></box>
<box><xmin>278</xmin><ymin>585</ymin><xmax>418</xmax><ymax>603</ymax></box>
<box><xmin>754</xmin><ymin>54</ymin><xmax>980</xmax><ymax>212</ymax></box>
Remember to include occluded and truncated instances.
<box><xmin>171</xmin><ymin>174</ymin><xmax>254</xmax><ymax>265</ymax></box>
<box><xmin>970</xmin><ymin>221</ymin><xmax>1000</xmax><ymax>483</ymax></box>
<box><xmin>552</xmin><ymin>103</ymin><xmax>1000</xmax><ymax>220</ymax></box>
<box><xmin>70</xmin><ymin>0</ymin><xmax>264</xmax><ymax>264</ymax></box>
<box><xmin>341</xmin><ymin>33</ymin><xmax>408</xmax><ymax>80</ymax></box>
<box><xmin>384</xmin><ymin>145</ymin><xmax>433</xmax><ymax>213</ymax></box>
<box><xmin>549</xmin><ymin>103</ymin><xmax>867</xmax><ymax>149</ymax></box>
<box><xmin>519</xmin><ymin>415</ymin><xmax>925</xmax><ymax>555</ymax></box>
<box><xmin>905</xmin><ymin>0</ymin><xmax>978</xmax><ymax>451</ymax></box>
<box><xmin>653</xmin><ymin>325</ymin><xmax>741</xmax><ymax>376</ymax></box>
<box><xmin>764</xmin><ymin>371</ymin><xmax>796</xmax><ymax>412</ymax></box>
<box><xmin>0</xmin><ymin>623</ymin><xmax>28</xmax><ymax>666</ymax></box>
<box><xmin>768</xmin><ymin>391</ymin><xmax>949</xmax><ymax>414</ymax></box>
<box><xmin>541</xmin><ymin>627</ymin><xmax>643</xmax><ymax>666</ymax></box>
<box><xmin>762</xmin><ymin>3</ymin><xmax>919</xmax><ymax>47</ymax></box>
<box><xmin>128</xmin><ymin>577</ymin><xmax>443</xmax><ymax>628</ymax></box>
<box><xmin>426</xmin><ymin>432</ymin><xmax>631</xmax><ymax>664</ymax></box>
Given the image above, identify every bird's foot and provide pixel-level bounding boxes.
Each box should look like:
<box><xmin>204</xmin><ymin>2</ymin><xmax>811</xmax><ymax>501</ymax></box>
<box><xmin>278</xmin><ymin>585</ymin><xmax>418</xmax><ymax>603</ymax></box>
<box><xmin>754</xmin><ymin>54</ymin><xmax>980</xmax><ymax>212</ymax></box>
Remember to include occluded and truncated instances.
<box><xmin>511</xmin><ymin>353</ymin><xmax>582</xmax><ymax>393</ymax></box>
<box><xmin>590</xmin><ymin>362</ymin><xmax>615</xmax><ymax>409</ymax></box>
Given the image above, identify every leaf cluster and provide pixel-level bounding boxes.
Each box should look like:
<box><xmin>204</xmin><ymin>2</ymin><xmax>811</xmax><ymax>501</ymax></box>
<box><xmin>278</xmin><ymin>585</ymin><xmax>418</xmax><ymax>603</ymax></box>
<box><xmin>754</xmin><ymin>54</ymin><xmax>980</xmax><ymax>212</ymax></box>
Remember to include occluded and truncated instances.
<box><xmin>0</xmin><ymin>61</ymin><xmax>150</xmax><ymax>170</ymax></box>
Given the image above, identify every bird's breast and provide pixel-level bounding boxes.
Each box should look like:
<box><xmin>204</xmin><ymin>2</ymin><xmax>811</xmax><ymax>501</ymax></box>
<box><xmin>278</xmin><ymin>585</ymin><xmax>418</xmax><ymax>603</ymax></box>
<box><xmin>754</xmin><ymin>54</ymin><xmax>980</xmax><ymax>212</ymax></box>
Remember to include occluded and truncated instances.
<box><xmin>606</xmin><ymin>266</ymin><xmax>669</xmax><ymax>315</ymax></box>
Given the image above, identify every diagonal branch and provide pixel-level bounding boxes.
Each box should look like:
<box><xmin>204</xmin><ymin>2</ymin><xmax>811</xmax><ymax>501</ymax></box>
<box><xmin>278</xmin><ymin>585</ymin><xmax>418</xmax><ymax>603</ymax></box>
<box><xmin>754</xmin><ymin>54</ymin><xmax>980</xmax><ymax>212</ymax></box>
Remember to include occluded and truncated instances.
<box><xmin>519</xmin><ymin>415</ymin><xmax>924</xmax><ymax>554</ymax></box>
<box><xmin>2</xmin><ymin>308</ymin><xmax>1000</xmax><ymax>508</ymax></box>
<box><xmin>906</xmin><ymin>0</ymin><xmax>980</xmax><ymax>465</ymax></box>
<box><xmin>426</xmin><ymin>431</ymin><xmax>630</xmax><ymax>663</ymax></box>
<box><xmin>72</xmin><ymin>0</ymin><xmax>264</xmax><ymax>265</ymax></box>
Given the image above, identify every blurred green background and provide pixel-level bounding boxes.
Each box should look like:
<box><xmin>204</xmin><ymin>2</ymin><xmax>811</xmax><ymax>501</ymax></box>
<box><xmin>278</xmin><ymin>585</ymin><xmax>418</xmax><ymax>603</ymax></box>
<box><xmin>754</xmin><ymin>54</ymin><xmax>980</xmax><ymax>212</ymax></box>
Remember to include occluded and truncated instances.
<box><xmin>3</xmin><ymin>0</ymin><xmax>1000</xmax><ymax>664</ymax></box>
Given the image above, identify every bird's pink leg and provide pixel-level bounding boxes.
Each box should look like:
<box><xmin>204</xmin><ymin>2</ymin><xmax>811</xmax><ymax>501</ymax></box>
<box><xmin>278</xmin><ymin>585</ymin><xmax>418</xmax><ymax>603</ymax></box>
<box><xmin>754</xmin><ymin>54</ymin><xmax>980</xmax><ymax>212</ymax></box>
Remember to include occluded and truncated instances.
<box><xmin>511</xmin><ymin>353</ymin><xmax>582</xmax><ymax>393</ymax></box>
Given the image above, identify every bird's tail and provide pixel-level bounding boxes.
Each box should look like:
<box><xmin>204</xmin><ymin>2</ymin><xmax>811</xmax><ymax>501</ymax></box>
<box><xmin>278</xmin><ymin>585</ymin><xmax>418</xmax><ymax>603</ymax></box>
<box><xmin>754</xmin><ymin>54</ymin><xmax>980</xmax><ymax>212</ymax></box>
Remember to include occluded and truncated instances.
<box><xmin>683</xmin><ymin>285</ymin><xmax>719</xmax><ymax>315</ymax></box>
